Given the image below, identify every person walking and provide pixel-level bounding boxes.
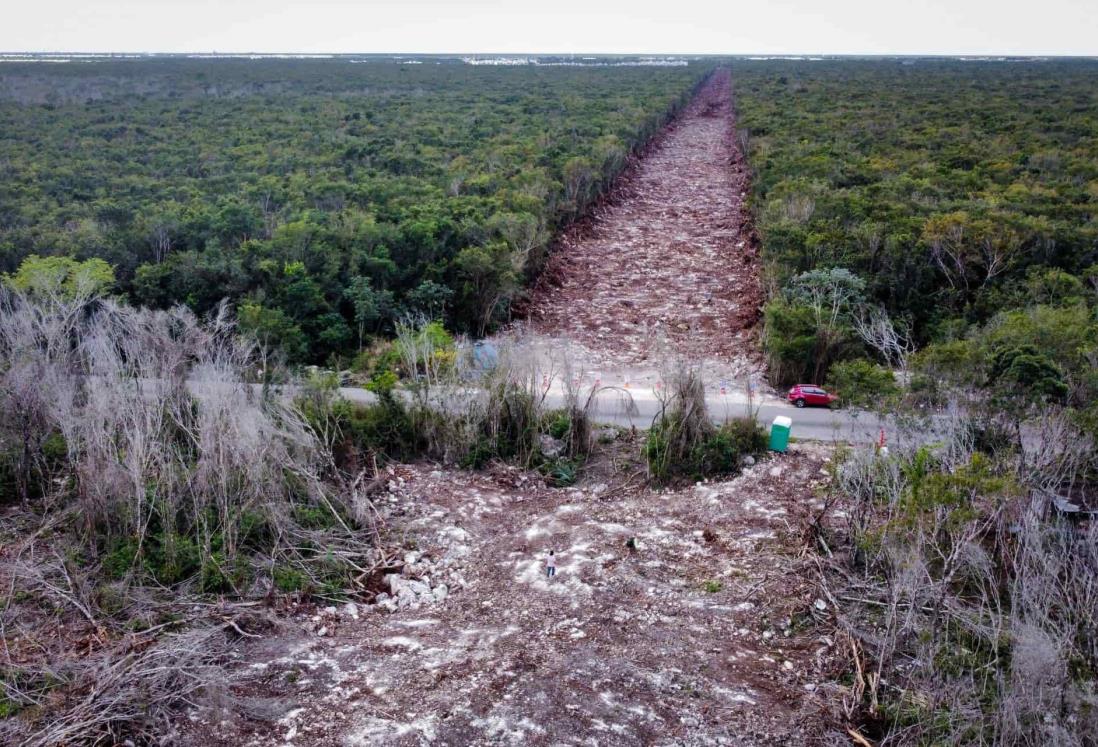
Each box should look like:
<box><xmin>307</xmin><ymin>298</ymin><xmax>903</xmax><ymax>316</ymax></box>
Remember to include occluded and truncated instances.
<box><xmin>546</xmin><ymin>550</ymin><xmax>556</xmax><ymax>579</ymax></box>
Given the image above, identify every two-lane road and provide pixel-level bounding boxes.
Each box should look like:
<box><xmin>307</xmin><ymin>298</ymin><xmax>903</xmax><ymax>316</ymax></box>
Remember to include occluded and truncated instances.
<box><xmin>337</xmin><ymin>384</ymin><xmax>891</xmax><ymax>444</ymax></box>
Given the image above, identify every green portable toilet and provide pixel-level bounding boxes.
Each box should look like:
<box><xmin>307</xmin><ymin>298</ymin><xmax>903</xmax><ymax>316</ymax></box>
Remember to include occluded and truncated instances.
<box><xmin>770</xmin><ymin>415</ymin><xmax>792</xmax><ymax>452</ymax></box>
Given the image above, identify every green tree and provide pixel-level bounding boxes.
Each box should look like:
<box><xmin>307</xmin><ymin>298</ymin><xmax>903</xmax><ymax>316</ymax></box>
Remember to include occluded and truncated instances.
<box><xmin>454</xmin><ymin>242</ymin><xmax>519</xmax><ymax>335</ymax></box>
<box><xmin>826</xmin><ymin>358</ymin><xmax>900</xmax><ymax>409</ymax></box>
<box><xmin>763</xmin><ymin>299</ymin><xmax>818</xmax><ymax>385</ymax></box>
<box><xmin>776</xmin><ymin>267</ymin><xmax>866</xmax><ymax>384</ymax></box>
<box><xmin>406</xmin><ymin>280</ymin><xmax>454</xmax><ymax>320</ymax></box>
<box><xmin>5</xmin><ymin>255</ymin><xmax>114</xmax><ymax>300</ymax></box>
<box><xmin>1025</xmin><ymin>268</ymin><xmax>1085</xmax><ymax>306</ymax></box>
<box><xmin>988</xmin><ymin>344</ymin><xmax>1068</xmax><ymax>404</ymax></box>
<box><xmin>344</xmin><ymin>275</ymin><xmax>397</xmax><ymax>346</ymax></box>
<box><xmin>237</xmin><ymin>303</ymin><xmax>308</xmax><ymax>363</ymax></box>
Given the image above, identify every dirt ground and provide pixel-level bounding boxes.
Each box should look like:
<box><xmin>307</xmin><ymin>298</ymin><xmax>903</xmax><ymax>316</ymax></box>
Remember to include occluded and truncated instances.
<box><xmin>174</xmin><ymin>67</ymin><xmax>839</xmax><ymax>747</ymax></box>
<box><xmin>182</xmin><ymin>443</ymin><xmax>845</xmax><ymax>746</ymax></box>
<box><xmin>513</xmin><ymin>68</ymin><xmax>765</xmax><ymax>383</ymax></box>
<box><xmin>179</xmin><ymin>70</ymin><xmax>844</xmax><ymax>746</ymax></box>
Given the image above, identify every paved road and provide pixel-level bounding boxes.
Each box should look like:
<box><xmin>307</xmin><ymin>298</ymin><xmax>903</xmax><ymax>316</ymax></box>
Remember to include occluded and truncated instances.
<box><xmin>337</xmin><ymin>385</ymin><xmax>890</xmax><ymax>444</ymax></box>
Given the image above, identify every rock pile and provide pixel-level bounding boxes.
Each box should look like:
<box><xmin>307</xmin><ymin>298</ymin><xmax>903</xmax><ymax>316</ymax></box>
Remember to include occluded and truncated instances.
<box><xmin>374</xmin><ymin>551</ymin><xmax>456</xmax><ymax>612</ymax></box>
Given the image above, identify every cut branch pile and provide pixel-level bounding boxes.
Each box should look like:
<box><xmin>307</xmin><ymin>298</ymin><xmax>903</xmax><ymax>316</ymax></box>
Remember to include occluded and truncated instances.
<box><xmin>518</xmin><ymin>70</ymin><xmax>764</xmax><ymax>374</ymax></box>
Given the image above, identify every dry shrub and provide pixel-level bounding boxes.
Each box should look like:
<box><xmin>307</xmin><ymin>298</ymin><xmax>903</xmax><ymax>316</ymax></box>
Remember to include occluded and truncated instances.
<box><xmin>388</xmin><ymin>322</ymin><xmax>621</xmax><ymax>469</ymax></box>
<box><xmin>823</xmin><ymin>410</ymin><xmax>1098</xmax><ymax>745</ymax></box>
<box><xmin>0</xmin><ymin>288</ymin><xmax>368</xmax><ymax>583</ymax></box>
<box><xmin>0</xmin><ymin>286</ymin><xmax>382</xmax><ymax>742</ymax></box>
<box><xmin>1</xmin><ymin>624</ymin><xmax>231</xmax><ymax>747</ymax></box>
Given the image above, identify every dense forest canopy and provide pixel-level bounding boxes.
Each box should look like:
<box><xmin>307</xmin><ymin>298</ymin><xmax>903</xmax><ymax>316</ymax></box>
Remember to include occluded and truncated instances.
<box><xmin>732</xmin><ymin>58</ymin><xmax>1098</xmax><ymax>384</ymax></box>
<box><xmin>0</xmin><ymin>58</ymin><xmax>706</xmax><ymax>362</ymax></box>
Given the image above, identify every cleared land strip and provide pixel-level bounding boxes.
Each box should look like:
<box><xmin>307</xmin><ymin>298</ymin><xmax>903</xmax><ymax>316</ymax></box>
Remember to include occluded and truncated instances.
<box><xmin>517</xmin><ymin>68</ymin><xmax>764</xmax><ymax>381</ymax></box>
<box><xmin>177</xmin><ymin>75</ymin><xmax>878</xmax><ymax>747</ymax></box>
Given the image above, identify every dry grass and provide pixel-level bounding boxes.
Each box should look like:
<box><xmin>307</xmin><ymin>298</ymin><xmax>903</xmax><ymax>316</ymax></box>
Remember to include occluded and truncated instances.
<box><xmin>816</xmin><ymin>407</ymin><xmax>1098</xmax><ymax>745</ymax></box>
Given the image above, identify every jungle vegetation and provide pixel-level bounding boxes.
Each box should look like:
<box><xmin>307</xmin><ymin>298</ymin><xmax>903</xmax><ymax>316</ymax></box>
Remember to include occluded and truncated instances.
<box><xmin>733</xmin><ymin>58</ymin><xmax>1098</xmax><ymax>388</ymax></box>
<box><xmin>0</xmin><ymin>57</ymin><xmax>705</xmax><ymax>363</ymax></box>
<box><xmin>734</xmin><ymin>59</ymin><xmax>1098</xmax><ymax>745</ymax></box>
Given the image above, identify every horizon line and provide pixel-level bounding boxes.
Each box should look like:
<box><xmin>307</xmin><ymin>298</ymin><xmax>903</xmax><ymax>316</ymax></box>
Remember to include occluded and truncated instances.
<box><xmin>2</xmin><ymin>51</ymin><xmax>1097</xmax><ymax>59</ymax></box>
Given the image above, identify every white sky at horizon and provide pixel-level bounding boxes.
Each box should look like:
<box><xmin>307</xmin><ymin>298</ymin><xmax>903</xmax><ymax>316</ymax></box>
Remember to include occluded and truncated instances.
<box><xmin>3</xmin><ymin>0</ymin><xmax>1096</xmax><ymax>57</ymax></box>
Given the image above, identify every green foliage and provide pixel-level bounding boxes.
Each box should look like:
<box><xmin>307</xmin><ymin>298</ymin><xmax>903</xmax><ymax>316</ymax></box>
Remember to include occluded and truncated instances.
<box><xmin>344</xmin><ymin>275</ymin><xmax>397</xmax><ymax>341</ymax></box>
<box><xmin>737</xmin><ymin>58</ymin><xmax>1098</xmax><ymax>373</ymax></box>
<box><xmin>542</xmin><ymin>458</ymin><xmax>579</xmax><ymax>487</ymax></box>
<box><xmin>365</xmin><ymin>369</ymin><xmax>399</xmax><ymax>396</ymax></box>
<box><xmin>101</xmin><ymin>531</ymin><xmax>200</xmax><ymax>586</ymax></box>
<box><xmin>5</xmin><ymin>254</ymin><xmax>114</xmax><ymax>298</ymax></box>
<box><xmin>980</xmin><ymin>305</ymin><xmax>1095</xmax><ymax>404</ymax></box>
<box><xmin>237</xmin><ymin>302</ymin><xmax>308</xmax><ymax>362</ymax></box>
<box><xmin>454</xmin><ymin>242</ymin><xmax>520</xmax><ymax>334</ymax></box>
<box><xmin>544</xmin><ymin>410</ymin><xmax>572</xmax><ymax>440</ymax></box>
<box><xmin>200</xmin><ymin>552</ymin><xmax>248</xmax><ymax>594</ymax></box>
<box><xmin>912</xmin><ymin>339</ymin><xmax>982</xmax><ymax>387</ymax></box>
<box><xmin>890</xmin><ymin>451</ymin><xmax>1015</xmax><ymax>535</ymax></box>
<box><xmin>273</xmin><ymin>565</ymin><xmax>308</xmax><ymax>593</ymax></box>
<box><xmin>393</xmin><ymin>320</ymin><xmax>456</xmax><ymax>377</ymax></box>
<box><xmin>0</xmin><ymin>696</ymin><xmax>20</xmax><ymax>719</ymax></box>
<box><xmin>482</xmin><ymin>387</ymin><xmax>541</xmax><ymax>464</ymax></box>
<box><xmin>987</xmin><ymin>343</ymin><xmax>1068</xmax><ymax>404</ymax></box>
<box><xmin>763</xmin><ymin>267</ymin><xmax>866</xmax><ymax>385</ymax></box>
<box><xmin>646</xmin><ymin>417</ymin><xmax>765</xmax><ymax>483</ymax></box>
<box><xmin>826</xmin><ymin>358</ymin><xmax>899</xmax><ymax>409</ymax></box>
<box><xmin>149</xmin><ymin>532</ymin><xmax>202</xmax><ymax>586</ymax></box>
<box><xmin>293</xmin><ymin>504</ymin><xmax>341</xmax><ymax>531</ymax></box>
<box><xmin>1025</xmin><ymin>268</ymin><xmax>1086</xmax><ymax>306</ymax></box>
<box><xmin>763</xmin><ymin>298</ymin><xmax>820</xmax><ymax>385</ymax></box>
<box><xmin>102</xmin><ymin>540</ymin><xmax>140</xmax><ymax>581</ymax></box>
<box><xmin>459</xmin><ymin>437</ymin><xmax>498</xmax><ymax>470</ymax></box>
<box><xmin>311</xmin><ymin>396</ymin><xmax>421</xmax><ymax>464</ymax></box>
<box><xmin>450</xmin><ymin>379</ymin><xmax>566</xmax><ymax>470</ymax></box>
<box><xmin>702</xmin><ymin>580</ymin><xmax>723</xmax><ymax>593</ymax></box>
<box><xmin>0</xmin><ymin>58</ymin><xmax>704</xmax><ymax>361</ymax></box>
<box><xmin>692</xmin><ymin>419</ymin><xmax>769</xmax><ymax>476</ymax></box>
<box><xmin>405</xmin><ymin>280</ymin><xmax>454</xmax><ymax>319</ymax></box>
<box><xmin>783</xmin><ymin>267</ymin><xmax>866</xmax><ymax>317</ymax></box>
<box><xmin>838</xmin><ymin>443</ymin><xmax>1048</xmax><ymax>744</ymax></box>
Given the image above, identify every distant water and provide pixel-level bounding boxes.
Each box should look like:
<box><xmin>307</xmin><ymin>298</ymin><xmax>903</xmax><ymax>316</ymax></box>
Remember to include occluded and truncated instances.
<box><xmin>0</xmin><ymin>52</ymin><xmax>694</xmax><ymax>66</ymax></box>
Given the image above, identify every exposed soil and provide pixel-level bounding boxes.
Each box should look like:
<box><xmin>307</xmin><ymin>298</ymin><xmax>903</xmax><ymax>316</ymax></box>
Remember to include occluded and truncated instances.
<box><xmin>182</xmin><ymin>444</ymin><xmax>845</xmax><ymax>746</ymax></box>
<box><xmin>173</xmin><ymin>73</ymin><xmax>847</xmax><ymax>746</ymax></box>
<box><xmin>513</xmin><ymin>69</ymin><xmax>765</xmax><ymax>382</ymax></box>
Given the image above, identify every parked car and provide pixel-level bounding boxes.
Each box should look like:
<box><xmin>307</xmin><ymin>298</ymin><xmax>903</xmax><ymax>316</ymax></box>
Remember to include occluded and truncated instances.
<box><xmin>788</xmin><ymin>384</ymin><xmax>838</xmax><ymax>408</ymax></box>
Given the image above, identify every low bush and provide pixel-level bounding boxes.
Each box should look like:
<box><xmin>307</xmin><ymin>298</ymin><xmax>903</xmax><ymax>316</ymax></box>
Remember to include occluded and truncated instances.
<box><xmin>826</xmin><ymin>358</ymin><xmax>900</xmax><ymax>409</ymax></box>
<box><xmin>541</xmin><ymin>457</ymin><xmax>580</xmax><ymax>487</ymax></box>
<box><xmin>647</xmin><ymin>415</ymin><xmax>765</xmax><ymax>483</ymax></box>
<box><xmin>544</xmin><ymin>409</ymin><xmax>572</xmax><ymax>440</ymax></box>
<box><xmin>828</xmin><ymin>415</ymin><xmax>1098</xmax><ymax>745</ymax></box>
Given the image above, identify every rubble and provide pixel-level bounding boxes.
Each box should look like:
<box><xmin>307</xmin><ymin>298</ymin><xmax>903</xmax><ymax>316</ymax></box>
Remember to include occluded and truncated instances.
<box><xmin>514</xmin><ymin>70</ymin><xmax>765</xmax><ymax>380</ymax></box>
<box><xmin>175</xmin><ymin>75</ymin><xmax>848</xmax><ymax>746</ymax></box>
<box><xmin>538</xmin><ymin>433</ymin><xmax>565</xmax><ymax>459</ymax></box>
<box><xmin>181</xmin><ymin>450</ymin><xmax>844</xmax><ymax>745</ymax></box>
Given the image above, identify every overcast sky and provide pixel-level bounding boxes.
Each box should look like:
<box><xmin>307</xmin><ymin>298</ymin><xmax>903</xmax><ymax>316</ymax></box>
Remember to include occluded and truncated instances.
<box><xmin>4</xmin><ymin>0</ymin><xmax>1096</xmax><ymax>56</ymax></box>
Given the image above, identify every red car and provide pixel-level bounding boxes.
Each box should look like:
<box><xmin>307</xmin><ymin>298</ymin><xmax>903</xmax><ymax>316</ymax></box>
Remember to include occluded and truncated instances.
<box><xmin>788</xmin><ymin>384</ymin><xmax>838</xmax><ymax>408</ymax></box>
